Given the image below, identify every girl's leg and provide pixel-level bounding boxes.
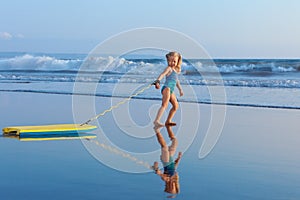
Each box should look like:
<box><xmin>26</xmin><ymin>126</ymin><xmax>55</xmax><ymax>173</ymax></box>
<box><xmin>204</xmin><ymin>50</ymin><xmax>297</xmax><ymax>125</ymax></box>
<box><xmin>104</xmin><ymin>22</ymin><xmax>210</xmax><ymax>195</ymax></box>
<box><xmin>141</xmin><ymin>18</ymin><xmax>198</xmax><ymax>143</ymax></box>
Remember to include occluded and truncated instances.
<box><xmin>154</xmin><ymin>127</ymin><xmax>167</xmax><ymax>147</ymax></box>
<box><xmin>165</xmin><ymin>93</ymin><xmax>178</xmax><ymax>125</ymax></box>
<box><xmin>154</xmin><ymin>88</ymin><xmax>170</xmax><ymax>126</ymax></box>
<box><xmin>154</xmin><ymin>127</ymin><xmax>169</xmax><ymax>163</ymax></box>
<box><xmin>166</xmin><ymin>125</ymin><xmax>176</xmax><ymax>140</ymax></box>
<box><xmin>165</xmin><ymin>126</ymin><xmax>177</xmax><ymax>157</ymax></box>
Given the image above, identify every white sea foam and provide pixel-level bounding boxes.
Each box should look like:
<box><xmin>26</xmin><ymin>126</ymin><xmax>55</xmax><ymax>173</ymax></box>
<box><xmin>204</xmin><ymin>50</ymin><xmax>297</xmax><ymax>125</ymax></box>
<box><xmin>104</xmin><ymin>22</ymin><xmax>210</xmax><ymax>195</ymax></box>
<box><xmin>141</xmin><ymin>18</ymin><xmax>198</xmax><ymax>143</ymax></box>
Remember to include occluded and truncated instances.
<box><xmin>0</xmin><ymin>54</ymin><xmax>81</xmax><ymax>70</ymax></box>
<box><xmin>0</xmin><ymin>53</ymin><xmax>299</xmax><ymax>89</ymax></box>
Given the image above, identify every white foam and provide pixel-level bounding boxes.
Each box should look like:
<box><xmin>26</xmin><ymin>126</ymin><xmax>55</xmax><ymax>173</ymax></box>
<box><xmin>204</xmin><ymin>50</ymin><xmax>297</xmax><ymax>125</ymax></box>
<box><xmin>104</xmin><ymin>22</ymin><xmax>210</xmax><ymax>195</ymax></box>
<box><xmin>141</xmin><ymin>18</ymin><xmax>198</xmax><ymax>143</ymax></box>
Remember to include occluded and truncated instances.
<box><xmin>0</xmin><ymin>54</ymin><xmax>81</xmax><ymax>70</ymax></box>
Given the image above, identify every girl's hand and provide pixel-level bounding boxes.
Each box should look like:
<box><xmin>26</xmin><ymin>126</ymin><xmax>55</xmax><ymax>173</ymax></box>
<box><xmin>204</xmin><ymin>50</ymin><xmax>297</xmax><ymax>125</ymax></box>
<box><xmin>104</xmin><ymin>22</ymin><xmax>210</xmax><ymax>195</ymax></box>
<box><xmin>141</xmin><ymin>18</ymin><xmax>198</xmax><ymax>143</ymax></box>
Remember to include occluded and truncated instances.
<box><xmin>179</xmin><ymin>89</ymin><xmax>184</xmax><ymax>96</ymax></box>
<box><xmin>155</xmin><ymin>82</ymin><xmax>160</xmax><ymax>89</ymax></box>
<box><xmin>178</xmin><ymin>152</ymin><xmax>183</xmax><ymax>157</ymax></box>
<box><xmin>152</xmin><ymin>80</ymin><xmax>160</xmax><ymax>89</ymax></box>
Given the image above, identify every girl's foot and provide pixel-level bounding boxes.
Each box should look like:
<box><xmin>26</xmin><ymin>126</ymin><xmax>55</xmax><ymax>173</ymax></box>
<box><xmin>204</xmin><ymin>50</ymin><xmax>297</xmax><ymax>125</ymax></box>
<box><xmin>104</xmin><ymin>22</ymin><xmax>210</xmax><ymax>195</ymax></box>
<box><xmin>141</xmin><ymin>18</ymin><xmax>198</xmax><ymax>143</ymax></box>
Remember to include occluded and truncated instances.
<box><xmin>165</xmin><ymin>121</ymin><xmax>177</xmax><ymax>126</ymax></box>
<box><xmin>153</xmin><ymin>121</ymin><xmax>164</xmax><ymax>127</ymax></box>
<box><xmin>153</xmin><ymin>126</ymin><xmax>163</xmax><ymax>133</ymax></box>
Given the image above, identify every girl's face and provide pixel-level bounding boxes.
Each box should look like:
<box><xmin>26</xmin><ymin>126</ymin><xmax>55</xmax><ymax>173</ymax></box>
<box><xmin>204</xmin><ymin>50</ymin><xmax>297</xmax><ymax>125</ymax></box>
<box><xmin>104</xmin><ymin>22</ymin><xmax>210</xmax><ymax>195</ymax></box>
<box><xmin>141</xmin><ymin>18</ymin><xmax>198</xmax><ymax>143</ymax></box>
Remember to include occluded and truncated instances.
<box><xmin>167</xmin><ymin>56</ymin><xmax>178</xmax><ymax>68</ymax></box>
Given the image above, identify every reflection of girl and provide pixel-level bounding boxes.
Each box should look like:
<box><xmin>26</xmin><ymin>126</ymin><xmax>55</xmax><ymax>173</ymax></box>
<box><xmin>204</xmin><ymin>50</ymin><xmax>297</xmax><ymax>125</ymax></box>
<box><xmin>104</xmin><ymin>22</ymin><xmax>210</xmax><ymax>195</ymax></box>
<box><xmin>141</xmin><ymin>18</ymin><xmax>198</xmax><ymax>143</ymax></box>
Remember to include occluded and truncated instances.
<box><xmin>152</xmin><ymin>126</ymin><xmax>182</xmax><ymax>195</ymax></box>
<box><xmin>153</xmin><ymin>52</ymin><xmax>183</xmax><ymax>127</ymax></box>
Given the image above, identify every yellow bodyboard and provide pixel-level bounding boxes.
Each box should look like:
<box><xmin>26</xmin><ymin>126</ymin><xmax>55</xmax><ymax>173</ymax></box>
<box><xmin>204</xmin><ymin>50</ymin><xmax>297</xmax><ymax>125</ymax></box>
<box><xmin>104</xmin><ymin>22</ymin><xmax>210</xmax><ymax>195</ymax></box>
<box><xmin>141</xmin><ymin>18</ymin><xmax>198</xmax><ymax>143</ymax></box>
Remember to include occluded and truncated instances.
<box><xmin>2</xmin><ymin>124</ymin><xmax>97</xmax><ymax>135</ymax></box>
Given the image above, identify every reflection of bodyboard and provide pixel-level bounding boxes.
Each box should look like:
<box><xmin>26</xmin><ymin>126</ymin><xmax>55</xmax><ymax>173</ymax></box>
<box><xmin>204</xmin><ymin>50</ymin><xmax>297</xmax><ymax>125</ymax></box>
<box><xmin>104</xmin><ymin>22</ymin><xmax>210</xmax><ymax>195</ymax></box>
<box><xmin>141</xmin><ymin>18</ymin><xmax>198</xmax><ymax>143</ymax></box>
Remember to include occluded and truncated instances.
<box><xmin>2</xmin><ymin>124</ymin><xmax>97</xmax><ymax>136</ymax></box>
<box><xmin>2</xmin><ymin>133</ymin><xmax>97</xmax><ymax>141</ymax></box>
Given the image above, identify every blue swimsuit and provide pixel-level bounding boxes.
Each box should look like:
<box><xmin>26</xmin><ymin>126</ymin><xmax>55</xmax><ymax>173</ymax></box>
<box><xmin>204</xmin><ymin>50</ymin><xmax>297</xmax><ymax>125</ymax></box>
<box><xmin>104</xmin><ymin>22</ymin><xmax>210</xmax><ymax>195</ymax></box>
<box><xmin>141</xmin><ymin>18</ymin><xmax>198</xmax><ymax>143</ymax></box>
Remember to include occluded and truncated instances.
<box><xmin>162</xmin><ymin>69</ymin><xmax>178</xmax><ymax>94</ymax></box>
<box><xmin>162</xmin><ymin>156</ymin><xmax>176</xmax><ymax>176</ymax></box>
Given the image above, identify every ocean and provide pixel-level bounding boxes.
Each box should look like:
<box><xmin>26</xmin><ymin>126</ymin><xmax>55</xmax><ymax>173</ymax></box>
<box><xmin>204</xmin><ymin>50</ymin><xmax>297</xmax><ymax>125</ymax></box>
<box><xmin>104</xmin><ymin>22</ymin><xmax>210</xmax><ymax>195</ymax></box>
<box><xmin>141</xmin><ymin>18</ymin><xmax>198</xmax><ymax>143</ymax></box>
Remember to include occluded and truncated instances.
<box><xmin>0</xmin><ymin>52</ymin><xmax>299</xmax><ymax>110</ymax></box>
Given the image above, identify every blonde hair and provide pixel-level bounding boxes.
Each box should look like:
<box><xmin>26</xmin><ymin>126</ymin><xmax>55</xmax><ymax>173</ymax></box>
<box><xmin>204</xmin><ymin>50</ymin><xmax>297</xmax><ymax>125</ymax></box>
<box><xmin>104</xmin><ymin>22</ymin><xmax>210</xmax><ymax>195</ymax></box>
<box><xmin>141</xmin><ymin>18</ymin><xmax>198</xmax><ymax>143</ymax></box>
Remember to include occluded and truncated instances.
<box><xmin>166</xmin><ymin>51</ymin><xmax>182</xmax><ymax>72</ymax></box>
<box><xmin>164</xmin><ymin>173</ymin><xmax>180</xmax><ymax>194</ymax></box>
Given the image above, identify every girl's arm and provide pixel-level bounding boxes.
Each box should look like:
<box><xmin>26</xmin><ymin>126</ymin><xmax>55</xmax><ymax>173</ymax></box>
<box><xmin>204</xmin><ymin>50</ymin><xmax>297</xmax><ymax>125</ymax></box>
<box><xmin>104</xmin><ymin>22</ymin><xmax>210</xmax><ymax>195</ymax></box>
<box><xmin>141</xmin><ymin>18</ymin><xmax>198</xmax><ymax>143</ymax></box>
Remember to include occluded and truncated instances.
<box><xmin>153</xmin><ymin>67</ymin><xmax>171</xmax><ymax>89</ymax></box>
<box><xmin>175</xmin><ymin>152</ymin><xmax>182</xmax><ymax>168</ymax></box>
<box><xmin>157</xmin><ymin>172</ymin><xmax>170</xmax><ymax>182</ymax></box>
<box><xmin>156</xmin><ymin>66</ymin><xmax>171</xmax><ymax>81</ymax></box>
<box><xmin>176</xmin><ymin>80</ymin><xmax>184</xmax><ymax>96</ymax></box>
<box><xmin>155</xmin><ymin>169</ymin><xmax>169</xmax><ymax>181</ymax></box>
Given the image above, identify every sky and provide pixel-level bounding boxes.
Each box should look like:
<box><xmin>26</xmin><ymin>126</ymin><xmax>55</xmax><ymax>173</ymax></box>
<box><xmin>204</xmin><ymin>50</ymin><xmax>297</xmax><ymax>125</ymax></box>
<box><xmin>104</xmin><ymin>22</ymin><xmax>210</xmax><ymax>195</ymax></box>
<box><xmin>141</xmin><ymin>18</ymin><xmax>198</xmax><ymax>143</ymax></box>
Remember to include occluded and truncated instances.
<box><xmin>1</xmin><ymin>0</ymin><xmax>300</xmax><ymax>58</ymax></box>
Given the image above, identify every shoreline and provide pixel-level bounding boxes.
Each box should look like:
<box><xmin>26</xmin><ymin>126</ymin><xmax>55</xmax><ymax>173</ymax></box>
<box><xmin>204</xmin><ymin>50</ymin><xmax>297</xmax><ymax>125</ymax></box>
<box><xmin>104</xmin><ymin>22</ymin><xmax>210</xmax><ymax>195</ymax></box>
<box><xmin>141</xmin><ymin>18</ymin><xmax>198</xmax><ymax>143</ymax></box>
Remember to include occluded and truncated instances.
<box><xmin>1</xmin><ymin>90</ymin><xmax>299</xmax><ymax>111</ymax></box>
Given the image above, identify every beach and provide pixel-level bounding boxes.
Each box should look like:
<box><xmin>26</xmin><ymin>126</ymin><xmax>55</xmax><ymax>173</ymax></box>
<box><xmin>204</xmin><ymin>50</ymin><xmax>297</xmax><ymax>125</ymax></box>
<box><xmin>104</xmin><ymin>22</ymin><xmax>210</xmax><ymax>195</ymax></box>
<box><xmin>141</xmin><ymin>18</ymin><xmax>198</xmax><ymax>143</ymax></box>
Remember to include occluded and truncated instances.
<box><xmin>1</xmin><ymin>91</ymin><xmax>299</xmax><ymax>199</ymax></box>
<box><xmin>2</xmin><ymin>0</ymin><xmax>300</xmax><ymax>199</ymax></box>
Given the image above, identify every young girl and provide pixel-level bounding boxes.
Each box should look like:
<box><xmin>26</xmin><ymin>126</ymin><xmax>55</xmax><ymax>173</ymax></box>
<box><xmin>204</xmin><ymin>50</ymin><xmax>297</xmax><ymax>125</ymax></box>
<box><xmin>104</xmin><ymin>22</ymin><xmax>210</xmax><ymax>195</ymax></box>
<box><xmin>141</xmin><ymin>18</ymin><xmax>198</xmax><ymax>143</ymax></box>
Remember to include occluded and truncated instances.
<box><xmin>152</xmin><ymin>126</ymin><xmax>182</xmax><ymax>196</ymax></box>
<box><xmin>153</xmin><ymin>52</ymin><xmax>183</xmax><ymax>127</ymax></box>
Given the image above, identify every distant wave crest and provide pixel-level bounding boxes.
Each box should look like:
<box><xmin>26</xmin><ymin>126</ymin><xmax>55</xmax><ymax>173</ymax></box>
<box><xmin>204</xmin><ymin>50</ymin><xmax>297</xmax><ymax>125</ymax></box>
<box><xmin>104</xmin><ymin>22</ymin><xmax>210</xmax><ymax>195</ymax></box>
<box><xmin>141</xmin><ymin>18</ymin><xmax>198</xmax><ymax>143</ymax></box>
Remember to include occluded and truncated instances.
<box><xmin>1</xmin><ymin>54</ymin><xmax>300</xmax><ymax>73</ymax></box>
<box><xmin>0</xmin><ymin>54</ymin><xmax>300</xmax><ymax>89</ymax></box>
<box><xmin>0</xmin><ymin>54</ymin><xmax>82</xmax><ymax>71</ymax></box>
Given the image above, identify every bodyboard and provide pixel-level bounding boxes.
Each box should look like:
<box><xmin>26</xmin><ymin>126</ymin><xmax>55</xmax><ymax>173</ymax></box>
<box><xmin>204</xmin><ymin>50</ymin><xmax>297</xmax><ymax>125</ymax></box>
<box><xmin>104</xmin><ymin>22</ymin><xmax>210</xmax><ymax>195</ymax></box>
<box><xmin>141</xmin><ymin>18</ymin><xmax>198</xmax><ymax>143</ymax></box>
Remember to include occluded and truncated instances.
<box><xmin>2</xmin><ymin>124</ymin><xmax>97</xmax><ymax>136</ymax></box>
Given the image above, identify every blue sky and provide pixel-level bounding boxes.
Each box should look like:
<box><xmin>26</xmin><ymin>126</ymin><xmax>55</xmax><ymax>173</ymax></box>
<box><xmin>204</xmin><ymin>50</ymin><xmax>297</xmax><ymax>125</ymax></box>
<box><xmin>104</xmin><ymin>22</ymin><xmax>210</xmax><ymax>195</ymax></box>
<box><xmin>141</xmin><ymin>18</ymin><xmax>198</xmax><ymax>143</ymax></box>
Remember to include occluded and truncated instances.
<box><xmin>1</xmin><ymin>0</ymin><xmax>300</xmax><ymax>58</ymax></box>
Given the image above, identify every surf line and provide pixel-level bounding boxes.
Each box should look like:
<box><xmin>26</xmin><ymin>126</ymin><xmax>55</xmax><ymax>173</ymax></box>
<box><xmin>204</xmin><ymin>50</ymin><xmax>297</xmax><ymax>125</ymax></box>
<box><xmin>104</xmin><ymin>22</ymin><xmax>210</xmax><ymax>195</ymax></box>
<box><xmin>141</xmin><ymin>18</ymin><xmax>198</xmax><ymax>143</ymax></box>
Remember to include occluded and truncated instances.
<box><xmin>80</xmin><ymin>83</ymin><xmax>153</xmax><ymax>126</ymax></box>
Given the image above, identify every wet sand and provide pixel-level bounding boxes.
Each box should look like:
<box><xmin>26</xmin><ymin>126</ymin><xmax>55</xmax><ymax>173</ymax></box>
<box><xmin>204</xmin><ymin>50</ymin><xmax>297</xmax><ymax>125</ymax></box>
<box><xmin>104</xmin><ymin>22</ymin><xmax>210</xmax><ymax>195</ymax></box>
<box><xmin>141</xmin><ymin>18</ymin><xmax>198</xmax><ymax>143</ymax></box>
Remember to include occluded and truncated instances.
<box><xmin>0</xmin><ymin>91</ymin><xmax>299</xmax><ymax>199</ymax></box>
